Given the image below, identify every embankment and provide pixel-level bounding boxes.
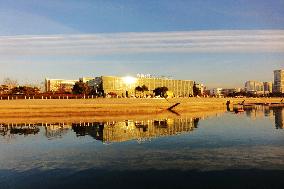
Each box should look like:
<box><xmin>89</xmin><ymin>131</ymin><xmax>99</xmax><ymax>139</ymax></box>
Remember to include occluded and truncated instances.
<box><xmin>0</xmin><ymin>98</ymin><xmax>282</xmax><ymax>120</ymax></box>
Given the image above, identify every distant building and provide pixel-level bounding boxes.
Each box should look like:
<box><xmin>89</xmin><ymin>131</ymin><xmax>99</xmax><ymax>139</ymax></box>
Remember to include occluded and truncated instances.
<box><xmin>221</xmin><ymin>88</ymin><xmax>241</xmax><ymax>96</ymax></box>
<box><xmin>210</xmin><ymin>88</ymin><xmax>223</xmax><ymax>97</ymax></box>
<box><xmin>263</xmin><ymin>82</ymin><xmax>273</xmax><ymax>94</ymax></box>
<box><xmin>88</xmin><ymin>75</ymin><xmax>194</xmax><ymax>97</ymax></box>
<box><xmin>79</xmin><ymin>77</ymin><xmax>95</xmax><ymax>83</ymax></box>
<box><xmin>273</xmin><ymin>70</ymin><xmax>284</xmax><ymax>93</ymax></box>
<box><xmin>195</xmin><ymin>83</ymin><xmax>205</xmax><ymax>95</ymax></box>
<box><xmin>45</xmin><ymin>78</ymin><xmax>78</xmax><ymax>93</ymax></box>
<box><xmin>245</xmin><ymin>81</ymin><xmax>264</xmax><ymax>94</ymax></box>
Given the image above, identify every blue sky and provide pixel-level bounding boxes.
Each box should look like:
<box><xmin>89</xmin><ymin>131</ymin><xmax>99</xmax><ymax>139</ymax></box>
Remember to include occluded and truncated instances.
<box><xmin>0</xmin><ymin>0</ymin><xmax>284</xmax><ymax>88</ymax></box>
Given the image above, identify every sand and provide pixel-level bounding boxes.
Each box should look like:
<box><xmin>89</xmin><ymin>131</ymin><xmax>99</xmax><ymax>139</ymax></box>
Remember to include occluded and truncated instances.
<box><xmin>0</xmin><ymin>97</ymin><xmax>282</xmax><ymax>122</ymax></box>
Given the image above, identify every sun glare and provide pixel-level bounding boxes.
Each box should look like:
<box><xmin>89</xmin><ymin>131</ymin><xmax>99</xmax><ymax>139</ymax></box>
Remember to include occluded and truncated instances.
<box><xmin>123</xmin><ymin>76</ymin><xmax>137</xmax><ymax>84</ymax></box>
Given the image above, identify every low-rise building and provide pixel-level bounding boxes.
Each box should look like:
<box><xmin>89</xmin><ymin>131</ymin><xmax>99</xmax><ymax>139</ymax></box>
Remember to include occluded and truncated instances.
<box><xmin>221</xmin><ymin>88</ymin><xmax>241</xmax><ymax>96</ymax></box>
<box><xmin>245</xmin><ymin>80</ymin><xmax>264</xmax><ymax>94</ymax></box>
<box><xmin>45</xmin><ymin>78</ymin><xmax>78</xmax><ymax>93</ymax></box>
<box><xmin>210</xmin><ymin>88</ymin><xmax>223</xmax><ymax>97</ymax></box>
<box><xmin>88</xmin><ymin>75</ymin><xmax>194</xmax><ymax>97</ymax></box>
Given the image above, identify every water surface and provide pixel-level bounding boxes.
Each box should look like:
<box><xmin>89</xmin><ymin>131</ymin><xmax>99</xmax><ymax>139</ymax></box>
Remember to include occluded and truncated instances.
<box><xmin>0</xmin><ymin>106</ymin><xmax>283</xmax><ymax>189</ymax></box>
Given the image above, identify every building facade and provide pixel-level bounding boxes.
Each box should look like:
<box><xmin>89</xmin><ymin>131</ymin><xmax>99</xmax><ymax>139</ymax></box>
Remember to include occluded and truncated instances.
<box><xmin>263</xmin><ymin>82</ymin><xmax>273</xmax><ymax>94</ymax></box>
<box><xmin>273</xmin><ymin>70</ymin><xmax>284</xmax><ymax>93</ymax></box>
<box><xmin>79</xmin><ymin>77</ymin><xmax>95</xmax><ymax>83</ymax></box>
<box><xmin>45</xmin><ymin>78</ymin><xmax>78</xmax><ymax>93</ymax></box>
<box><xmin>89</xmin><ymin>76</ymin><xmax>194</xmax><ymax>97</ymax></box>
<box><xmin>210</xmin><ymin>88</ymin><xmax>223</xmax><ymax>97</ymax></box>
<box><xmin>245</xmin><ymin>81</ymin><xmax>264</xmax><ymax>94</ymax></box>
<box><xmin>221</xmin><ymin>88</ymin><xmax>241</xmax><ymax>96</ymax></box>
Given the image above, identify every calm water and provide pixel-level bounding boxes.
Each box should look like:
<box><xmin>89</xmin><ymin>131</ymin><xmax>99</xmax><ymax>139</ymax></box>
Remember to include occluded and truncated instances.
<box><xmin>0</xmin><ymin>106</ymin><xmax>284</xmax><ymax>189</ymax></box>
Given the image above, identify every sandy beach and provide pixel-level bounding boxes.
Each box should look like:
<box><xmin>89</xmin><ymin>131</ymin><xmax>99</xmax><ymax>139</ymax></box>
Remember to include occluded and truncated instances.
<box><xmin>0</xmin><ymin>97</ymin><xmax>282</xmax><ymax>121</ymax></box>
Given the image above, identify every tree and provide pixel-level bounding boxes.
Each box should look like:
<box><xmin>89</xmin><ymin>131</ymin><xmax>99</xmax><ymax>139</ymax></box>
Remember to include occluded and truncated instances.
<box><xmin>72</xmin><ymin>81</ymin><xmax>90</xmax><ymax>94</ymax></box>
<box><xmin>89</xmin><ymin>82</ymin><xmax>104</xmax><ymax>96</ymax></box>
<box><xmin>141</xmin><ymin>85</ymin><xmax>148</xmax><ymax>92</ymax></box>
<box><xmin>2</xmin><ymin>78</ymin><xmax>18</xmax><ymax>89</ymax></box>
<box><xmin>0</xmin><ymin>85</ymin><xmax>9</xmax><ymax>94</ymax></box>
<box><xmin>135</xmin><ymin>86</ymin><xmax>143</xmax><ymax>92</ymax></box>
<box><xmin>57</xmin><ymin>84</ymin><xmax>69</xmax><ymax>94</ymax></box>
<box><xmin>153</xmin><ymin>87</ymin><xmax>168</xmax><ymax>97</ymax></box>
<box><xmin>135</xmin><ymin>86</ymin><xmax>143</xmax><ymax>97</ymax></box>
<box><xmin>193</xmin><ymin>82</ymin><xmax>201</xmax><ymax>97</ymax></box>
<box><xmin>10</xmin><ymin>86</ymin><xmax>40</xmax><ymax>95</ymax></box>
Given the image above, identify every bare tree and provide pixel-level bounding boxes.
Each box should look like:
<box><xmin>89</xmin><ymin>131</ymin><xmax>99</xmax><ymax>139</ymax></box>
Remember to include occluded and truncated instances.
<box><xmin>2</xmin><ymin>78</ymin><xmax>18</xmax><ymax>89</ymax></box>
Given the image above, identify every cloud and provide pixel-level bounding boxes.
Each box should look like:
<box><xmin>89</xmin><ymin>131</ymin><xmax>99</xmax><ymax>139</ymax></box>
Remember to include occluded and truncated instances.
<box><xmin>0</xmin><ymin>30</ymin><xmax>284</xmax><ymax>56</ymax></box>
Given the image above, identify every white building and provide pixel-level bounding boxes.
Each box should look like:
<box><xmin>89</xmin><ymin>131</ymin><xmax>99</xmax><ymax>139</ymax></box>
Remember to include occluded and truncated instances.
<box><xmin>210</xmin><ymin>88</ymin><xmax>223</xmax><ymax>97</ymax></box>
<box><xmin>245</xmin><ymin>81</ymin><xmax>264</xmax><ymax>94</ymax></box>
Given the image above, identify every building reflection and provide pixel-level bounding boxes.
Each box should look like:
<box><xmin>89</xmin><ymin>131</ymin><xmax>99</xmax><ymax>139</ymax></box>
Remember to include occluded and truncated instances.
<box><xmin>99</xmin><ymin>118</ymin><xmax>199</xmax><ymax>143</ymax></box>
<box><xmin>1</xmin><ymin>107</ymin><xmax>283</xmax><ymax>141</ymax></box>
<box><xmin>0</xmin><ymin>123</ymin><xmax>40</xmax><ymax>136</ymax></box>
<box><xmin>72</xmin><ymin>122</ymin><xmax>104</xmax><ymax>141</ymax></box>
<box><xmin>0</xmin><ymin>117</ymin><xmax>199</xmax><ymax>143</ymax></box>
<box><xmin>72</xmin><ymin>118</ymin><xmax>199</xmax><ymax>143</ymax></box>
<box><xmin>273</xmin><ymin>107</ymin><xmax>284</xmax><ymax>129</ymax></box>
<box><xmin>243</xmin><ymin>106</ymin><xmax>283</xmax><ymax>129</ymax></box>
<box><xmin>244</xmin><ymin>105</ymin><xmax>274</xmax><ymax>120</ymax></box>
<box><xmin>43</xmin><ymin>123</ymin><xmax>72</xmax><ymax>139</ymax></box>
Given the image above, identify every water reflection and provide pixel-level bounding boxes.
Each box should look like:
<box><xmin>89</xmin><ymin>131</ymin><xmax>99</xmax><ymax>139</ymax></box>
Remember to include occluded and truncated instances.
<box><xmin>0</xmin><ymin>108</ymin><xmax>283</xmax><ymax>189</ymax></box>
<box><xmin>273</xmin><ymin>107</ymin><xmax>284</xmax><ymax>129</ymax></box>
<box><xmin>0</xmin><ymin>123</ymin><xmax>40</xmax><ymax>136</ymax></box>
<box><xmin>0</xmin><ymin>106</ymin><xmax>283</xmax><ymax>143</ymax></box>
<box><xmin>241</xmin><ymin>106</ymin><xmax>284</xmax><ymax>129</ymax></box>
<box><xmin>0</xmin><ymin>118</ymin><xmax>200</xmax><ymax>143</ymax></box>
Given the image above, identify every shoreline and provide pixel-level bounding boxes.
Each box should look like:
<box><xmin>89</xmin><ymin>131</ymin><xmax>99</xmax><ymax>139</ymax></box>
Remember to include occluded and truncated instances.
<box><xmin>0</xmin><ymin>97</ymin><xmax>282</xmax><ymax>121</ymax></box>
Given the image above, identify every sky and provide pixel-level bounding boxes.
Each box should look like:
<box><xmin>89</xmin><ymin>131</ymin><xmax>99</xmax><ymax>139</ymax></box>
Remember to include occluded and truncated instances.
<box><xmin>0</xmin><ymin>0</ymin><xmax>284</xmax><ymax>88</ymax></box>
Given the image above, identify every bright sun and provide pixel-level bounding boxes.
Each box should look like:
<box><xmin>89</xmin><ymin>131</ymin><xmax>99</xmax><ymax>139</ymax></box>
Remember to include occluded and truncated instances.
<box><xmin>123</xmin><ymin>76</ymin><xmax>137</xmax><ymax>84</ymax></box>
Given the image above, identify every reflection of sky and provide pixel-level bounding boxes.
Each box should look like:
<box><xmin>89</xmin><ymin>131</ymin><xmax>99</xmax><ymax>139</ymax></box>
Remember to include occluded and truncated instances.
<box><xmin>0</xmin><ymin>110</ymin><xmax>284</xmax><ymax>173</ymax></box>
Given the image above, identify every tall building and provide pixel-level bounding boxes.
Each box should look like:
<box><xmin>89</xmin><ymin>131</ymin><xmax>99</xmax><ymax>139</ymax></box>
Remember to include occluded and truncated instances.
<box><xmin>263</xmin><ymin>82</ymin><xmax>273</xmax><ymax>94</ymax></box>
<box><xmin>89</xmin><ymin>75</ymin><xmax>194</xmax><ymax>97</ymax></box>
<box><xmin>273</xmin><ymin>70</ymin><xmax>284</xmax><ymax>93</ymax></box>
<box><xmin>245</xmin><ymin>81</ymin><xmax>264</xmax><ymax>94</ymax></box>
